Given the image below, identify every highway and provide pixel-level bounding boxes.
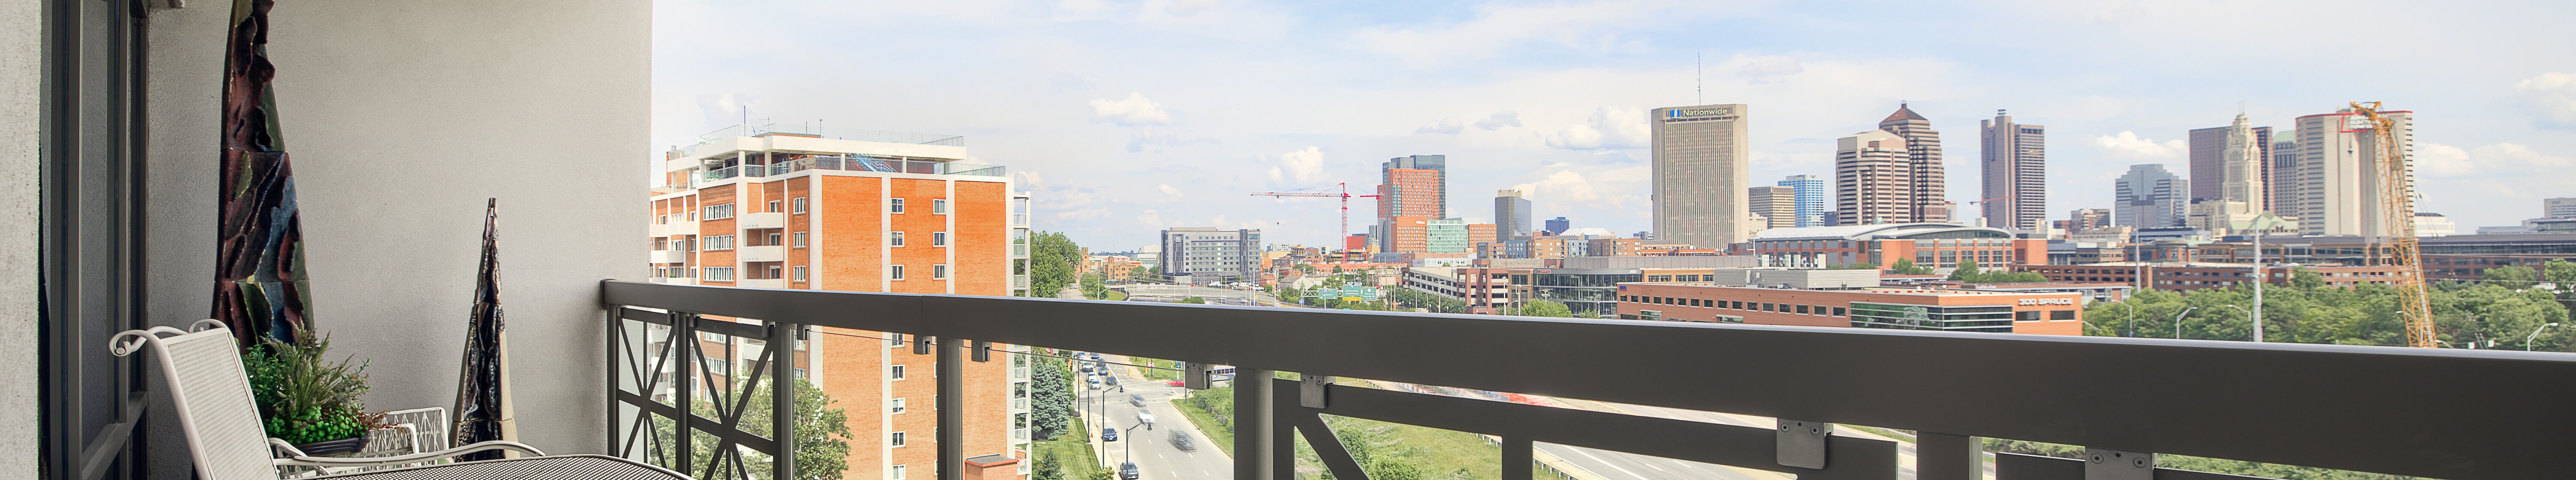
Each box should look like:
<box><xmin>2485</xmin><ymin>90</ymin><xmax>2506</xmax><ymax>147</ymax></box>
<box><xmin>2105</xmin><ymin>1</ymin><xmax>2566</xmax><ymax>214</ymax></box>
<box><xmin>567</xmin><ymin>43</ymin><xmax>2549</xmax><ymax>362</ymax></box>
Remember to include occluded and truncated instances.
<box><xmin>1081</xmin><ymin>356</ymin><xmax>1232</xmax><ymax>480</ymax></box>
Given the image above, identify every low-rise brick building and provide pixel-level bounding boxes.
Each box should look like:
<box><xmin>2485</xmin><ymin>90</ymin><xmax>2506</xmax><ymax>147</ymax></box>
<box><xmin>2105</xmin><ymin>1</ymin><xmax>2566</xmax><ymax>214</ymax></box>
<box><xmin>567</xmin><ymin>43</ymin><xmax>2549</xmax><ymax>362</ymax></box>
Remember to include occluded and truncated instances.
<box><xmin>1614</xmin><ymin>283</ymin><xmax>2082</xmax><ymax>335</ymax></box>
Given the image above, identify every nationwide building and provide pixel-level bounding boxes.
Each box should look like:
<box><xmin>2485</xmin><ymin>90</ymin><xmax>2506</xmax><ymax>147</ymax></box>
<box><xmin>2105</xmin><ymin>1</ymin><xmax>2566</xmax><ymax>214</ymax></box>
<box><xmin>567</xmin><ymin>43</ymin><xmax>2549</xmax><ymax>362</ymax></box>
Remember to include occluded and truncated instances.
<box><xmin>1877</xmin><ymin>104</ymin><xmax>1950</xmax><ymax>222</ymax></box>
<box><xmin>1650</xmin><ymin>104</ymin><xmax>1753</xmax><ymax>249</ymax></box>
<box><xmin>649</xmin><ymin>123</ymin><xmax>1031</xmax><ymax>476</ymax></box>
<box><xmin>1779</xmin><ymin>174</ymin><xmax>1828</xmax><ymax>227</ymax></box>
<box><xmin>2285</xmin><ymin>108</ymin><xmax>2414</xmax><ymax>237</ymax></box>
<box><xmin>1980</xmin><ymin>110</ymin><xmax>2049</xmax><ymax>231</ymax></box>
<box><xmin>1750</xmin><ymin>185</ymin><xmax>1797</xmax><ymax>229</ymax></box>
<box><xmin>1160</xmin><ymin>227</ymin><xmax>1263</xmax><ymax>282</ymax></box>
<box><xmin>1746</xmin><ymin>222</ymin><xmax>2046</xmax><ymax>270</ymax></box>
<box><xmin>1495</xmin><ymin>189</ymin><xmax>1534</xmax><ymax>241</ymax></box>
<box><xmin>1614</xmin><ymin>283</ymin><xmax>2081</xmax><ymax>335</ymax></box>
<box><xmin>2115</xmin><ymin>164</ymin><xmax>2189</xmax><ymax>228</ymax></box>
<box><xmin>1834</xmin><ymin>129</ymin><xmax>1920</xmax><ymax>225</ymax></box>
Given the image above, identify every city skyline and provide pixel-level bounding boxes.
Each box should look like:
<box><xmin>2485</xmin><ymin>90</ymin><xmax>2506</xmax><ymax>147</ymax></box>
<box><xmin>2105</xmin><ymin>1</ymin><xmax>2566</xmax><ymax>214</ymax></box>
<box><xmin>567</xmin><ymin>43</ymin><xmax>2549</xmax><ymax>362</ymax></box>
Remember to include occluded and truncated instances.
<box><xmin>653</xmin><ymin>0</ymin><xmax>2576</xmax><ymax>248</ymax></box>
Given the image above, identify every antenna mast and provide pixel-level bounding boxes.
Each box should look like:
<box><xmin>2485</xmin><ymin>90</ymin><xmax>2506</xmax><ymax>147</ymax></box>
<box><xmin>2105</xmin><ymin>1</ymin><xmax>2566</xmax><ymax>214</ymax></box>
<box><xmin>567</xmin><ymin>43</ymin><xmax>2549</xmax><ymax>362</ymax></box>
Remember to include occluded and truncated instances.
<box><xmin>1695</xmin><ymin>51</ymin><xmax>1703</xmax><ymax>105</ymax></box>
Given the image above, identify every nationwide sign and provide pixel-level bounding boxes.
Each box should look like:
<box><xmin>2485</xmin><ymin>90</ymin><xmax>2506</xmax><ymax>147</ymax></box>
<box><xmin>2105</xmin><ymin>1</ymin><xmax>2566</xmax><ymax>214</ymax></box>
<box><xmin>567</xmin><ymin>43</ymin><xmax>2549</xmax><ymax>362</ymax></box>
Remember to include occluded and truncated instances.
<box><xmin>2017</xmin><ymin>298</ymin><xmax>2075</xmax><ymax>306</ymax></box>
<box><xmin>1668</xmin><ymin>108</ymin><xmax>1731</xmax><ymax>118</ymax></box>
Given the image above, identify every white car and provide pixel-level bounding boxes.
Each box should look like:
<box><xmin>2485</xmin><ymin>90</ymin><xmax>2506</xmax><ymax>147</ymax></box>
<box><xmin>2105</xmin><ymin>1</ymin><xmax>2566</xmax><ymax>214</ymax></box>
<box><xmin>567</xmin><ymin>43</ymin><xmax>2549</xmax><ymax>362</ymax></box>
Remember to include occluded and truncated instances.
<box><xmin>1136</xmin><ymin>411</ymin><xmax>1155</xmax><ymax>426</ymax></box>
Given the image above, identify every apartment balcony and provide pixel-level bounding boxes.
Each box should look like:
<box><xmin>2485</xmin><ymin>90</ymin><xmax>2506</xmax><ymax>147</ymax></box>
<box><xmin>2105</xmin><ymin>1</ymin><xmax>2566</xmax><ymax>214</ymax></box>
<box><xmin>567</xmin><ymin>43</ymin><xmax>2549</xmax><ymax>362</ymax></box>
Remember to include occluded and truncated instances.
<box><xmin>1012</xmin><ymin>274</ymin><xmax>1030</xmax><ymax>288</ymax></box>
<box><xmin>661</xmin><ymin>220</ymin><xmax>700</xmax><ymax>237</ymax></box>
<box><xmin>737</xmin><ymin>245</ymin><xmax>788</xmax><ymax>262</ymax></box>
<box><xmin>648</xmin><ymin>249</ymin><xmax>689</xmax><ymax>264</ymax></box>
<box><xmin>737</xmin><ymin>212</ymin><xmax>786</xmax><ymax>229</ymax></box>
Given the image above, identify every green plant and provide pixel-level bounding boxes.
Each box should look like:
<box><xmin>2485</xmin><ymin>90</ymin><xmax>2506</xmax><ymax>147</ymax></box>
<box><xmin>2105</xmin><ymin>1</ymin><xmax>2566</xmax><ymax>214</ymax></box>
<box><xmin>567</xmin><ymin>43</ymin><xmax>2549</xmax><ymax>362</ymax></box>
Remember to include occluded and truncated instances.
<box><xmin>245</xmin><ymin>333</ymin><xmax>381</xmax><ymax>444</ymax></box>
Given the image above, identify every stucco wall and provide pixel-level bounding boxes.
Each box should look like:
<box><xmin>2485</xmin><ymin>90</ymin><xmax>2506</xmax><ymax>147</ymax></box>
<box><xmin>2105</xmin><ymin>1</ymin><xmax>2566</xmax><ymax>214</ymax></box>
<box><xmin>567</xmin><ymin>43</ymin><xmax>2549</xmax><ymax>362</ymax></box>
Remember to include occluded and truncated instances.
<box><xmin>0</xmin><ymin>0</ymin><xmax>41</xmax><ymax>476</ymax></box>
<box><xmin>137</xmin><ymin>0</ymin><xmax>648</xmax><ymax>471</ymax></box>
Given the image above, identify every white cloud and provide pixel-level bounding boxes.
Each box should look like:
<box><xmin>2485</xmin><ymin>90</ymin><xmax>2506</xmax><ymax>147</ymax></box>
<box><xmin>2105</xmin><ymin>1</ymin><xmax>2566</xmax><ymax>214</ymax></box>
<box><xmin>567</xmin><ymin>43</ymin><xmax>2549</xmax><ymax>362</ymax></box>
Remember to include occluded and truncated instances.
<box><xmin>694</xmin><ymin>92</ymin><xmax>760</xmax><ymax>130</ymax></box>
<box><xmin>2091</xmin><ymin>131</ymin><xmax>2185</xmax><ymax>159</ymax></box>
<box><xmin>1545</xmin><ymin>106</ymin><xmax>1651</xmax><ymax>150</ymax></box>
<box><xmin>1135</xmin><ymin>209</ymin><xmax>1164</xmax><ymax>227</ymax></box>
<box><xmin>1735</xmin><ymin>56</ymin><xmax>1803</xmax><ymax>83</ymax></box>
<box><xmin>1266</xmin><ymin>147</ymin><xmax>1327</xmax><ymax>183</ymax></box>
<box><xmin>1089</xmin><ymin>92</ymin><xmax>1173</xmax><ymax>126</ymax></box>
<box><xmin>1348</xmin><ymin>0</ymin><xmax>1717</xmax><ymax>61</ymax></box>
<box><xmin>1165</xmin><ymin>0</ymin><xmax>1221</xmax><ymax>17</ymax></box>
<box><xmin>1159</xmin><ymin>183</ymin><xmax>1185</xmax><ymax>198</ymax></box>
<box><xmin>1414</xmin><ymin>118</ymin><xmax>1464</xmax><ymax>135</ymax></box>
<box><xmin>1511</xmin><ymin>171</ymin><xmax>1602</xmax><ymax>203</ymax></box>
<box><xmin>1058</xmin><ymin>207</ymin><xmax>1112</xmax><ymax>220</ymax></box>
<box><xmin>2518</xmin><ymin>72</ymin><xmax>2576</xmax><ymax>129</ymax></box>
<box><xmin>1474</xmin><ymin>110</ymin><xmax>1522</xmax><ymax>130</ymax></box>
<box><xmin>1013</xmin><ymin>171</ymin><xmax>1048</xmax><ymax>190</ymax></box>
<box><xmin>2418</xmin><ymin>142</ymin><xmax>2572</xmax><ymax>177</ymax></box>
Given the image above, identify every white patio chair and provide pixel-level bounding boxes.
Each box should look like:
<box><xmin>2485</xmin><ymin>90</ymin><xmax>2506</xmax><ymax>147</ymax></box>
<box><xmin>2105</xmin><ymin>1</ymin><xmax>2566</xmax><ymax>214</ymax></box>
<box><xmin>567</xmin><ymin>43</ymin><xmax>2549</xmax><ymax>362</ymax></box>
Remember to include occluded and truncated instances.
<box><xmin>112</xmin><ymin>320</ymin><xmax>692</xmax><ymax>480</ymax></box>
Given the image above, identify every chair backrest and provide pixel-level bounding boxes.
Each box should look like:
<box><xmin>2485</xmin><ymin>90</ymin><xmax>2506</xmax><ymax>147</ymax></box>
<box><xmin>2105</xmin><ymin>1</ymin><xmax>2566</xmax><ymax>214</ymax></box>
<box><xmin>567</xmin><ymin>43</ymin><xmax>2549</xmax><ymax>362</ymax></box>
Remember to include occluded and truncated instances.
<box><xmin>114</xmin><ymin>325</ymin><xmax>280</xmax><ymax>480</ymax></box>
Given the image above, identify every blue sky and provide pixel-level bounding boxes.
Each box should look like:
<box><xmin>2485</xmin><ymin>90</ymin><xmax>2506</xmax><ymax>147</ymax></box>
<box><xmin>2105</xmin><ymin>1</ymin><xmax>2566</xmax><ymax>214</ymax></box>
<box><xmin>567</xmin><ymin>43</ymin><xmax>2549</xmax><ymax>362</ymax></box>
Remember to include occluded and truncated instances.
<box><xmin>654</xmin><ymin>0</ymin><xmax>2576</xmax><ymax>250</ymax></box>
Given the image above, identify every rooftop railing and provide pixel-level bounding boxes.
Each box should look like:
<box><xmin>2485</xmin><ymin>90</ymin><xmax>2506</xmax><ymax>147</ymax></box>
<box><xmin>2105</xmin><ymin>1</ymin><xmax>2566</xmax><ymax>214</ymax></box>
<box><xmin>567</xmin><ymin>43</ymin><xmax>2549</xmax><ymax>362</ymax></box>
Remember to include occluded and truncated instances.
<box><xmin>600</xmin><ymin>280</ymin><xmax>2576</xmax><ymax>480</ymax></box>
<box><xmin>694</xmin><ymin>156</ymin><xmax>1005</xmax><ymax>185</ymax></box>
<box><xmin>684</xmin><ymin>123</ymin><xmax>966</xmax><ymax>156</ymax></box>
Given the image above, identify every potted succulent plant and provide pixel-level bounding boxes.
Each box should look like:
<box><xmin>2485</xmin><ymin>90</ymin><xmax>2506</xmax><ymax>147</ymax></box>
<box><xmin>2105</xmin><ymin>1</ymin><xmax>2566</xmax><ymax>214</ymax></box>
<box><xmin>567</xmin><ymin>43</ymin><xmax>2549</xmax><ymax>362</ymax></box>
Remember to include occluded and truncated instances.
<box><xmin>243</xmin><ymin>330</ymin><xmax>387</xmax><ymax>456</ymax></box>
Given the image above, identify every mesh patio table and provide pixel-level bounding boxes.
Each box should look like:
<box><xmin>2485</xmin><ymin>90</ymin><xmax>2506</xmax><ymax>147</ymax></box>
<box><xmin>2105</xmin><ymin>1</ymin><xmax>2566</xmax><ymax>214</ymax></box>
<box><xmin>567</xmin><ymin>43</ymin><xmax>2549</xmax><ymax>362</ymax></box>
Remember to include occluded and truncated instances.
<box><xmin>315</xmin><ymin>455</ymin><xmax>690</xmax><ymax>480</ymax></box>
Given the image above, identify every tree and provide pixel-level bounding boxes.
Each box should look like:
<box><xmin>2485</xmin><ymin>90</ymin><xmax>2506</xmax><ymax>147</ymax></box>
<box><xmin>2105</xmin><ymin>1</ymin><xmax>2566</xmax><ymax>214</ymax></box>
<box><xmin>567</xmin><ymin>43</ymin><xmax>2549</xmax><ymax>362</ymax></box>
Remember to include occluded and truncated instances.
<box><xmin>1947</xmin><ymin>260</ymin><xmax>1981</xmax><ymax>280</ymax></box>
<box><xmin>1027</xmin><ymin>231</ymin><xmax>1083</xmax><ymax>297</ymax></box>
<box><xmin>1945</xmin><ymin>259</ymin><xmax>2046</xmax><ymax>283</ymax></box>
<box><xmin>2290</xmin><ymin>267</ymin><xmax>2325</xmax><ymax>289</ymax></box>
<box><xmin>1889</xmin><ymin>259</ymin><xmax>1934</xmax><ymax>275</ymax></box>
<box><xmin>2484</xmin><ymin>265</ymin><xmax>2539</xmax><ymax>290</ymax></box>
<box><xmin>656</xmin><ymin>378</ymin><xmax>852</xmax><ymax>480</ymax></box>
<box><xmin>1029</xmin><ymin>353</ymin><xmax>1075</xmax><ymax>440</ymax></box>
<box><xmin>1180</xmin><ymin>296</ymin><xmax>1207</xmax><ymax>304</ymax></box>
<box><xmin>1517</xmin><ymin>300</ymin><xmax>1576</xmax><ymax>318</ymax></box>
<box><xmin>1080</xmin><ymin>272</ymin><xmax>1110</xmax><ymax>299</ymax></box>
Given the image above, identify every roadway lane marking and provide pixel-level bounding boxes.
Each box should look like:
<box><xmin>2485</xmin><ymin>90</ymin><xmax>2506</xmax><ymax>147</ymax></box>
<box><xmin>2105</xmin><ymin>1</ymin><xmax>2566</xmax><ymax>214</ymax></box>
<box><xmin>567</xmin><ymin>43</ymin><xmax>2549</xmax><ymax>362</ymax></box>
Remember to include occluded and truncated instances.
<box><xmin>1567</xmin><ymin>447</ymin><xmax>1651</xmax><ymax>480</ymax></box>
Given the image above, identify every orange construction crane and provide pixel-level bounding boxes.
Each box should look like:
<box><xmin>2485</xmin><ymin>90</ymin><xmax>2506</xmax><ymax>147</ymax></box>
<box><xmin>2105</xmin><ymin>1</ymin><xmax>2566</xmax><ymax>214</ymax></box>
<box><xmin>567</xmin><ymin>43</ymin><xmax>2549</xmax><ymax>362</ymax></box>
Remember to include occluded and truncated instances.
<box><xmin>1252</xmin><ymin>183</ymin><xmax>1380</xmax><ymax>246</ymax></box>
<box><xmin>2352</xmin><ymin>101</ymin><xmax>2437</xmax><ymax>348</ymax></box>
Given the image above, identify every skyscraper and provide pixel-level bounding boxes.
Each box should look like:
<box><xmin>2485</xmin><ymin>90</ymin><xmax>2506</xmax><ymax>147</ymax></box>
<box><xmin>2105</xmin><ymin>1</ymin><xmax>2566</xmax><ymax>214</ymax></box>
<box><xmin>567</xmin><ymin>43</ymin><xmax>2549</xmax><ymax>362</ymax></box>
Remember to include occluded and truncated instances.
<box><xmin>1378</xmin><ymin>154</ymin><xmax>1447</xmax><ymax>252</ymax></box>
<box><xmin>1980</xmin><ymin>111</ymin><xmax>2047</xmax><ymax>231</ymax></box>
<box><xmin>1834</xmin><ymin>129</ymin><xmax>1915</xmax><ymax>225</ymax></box>
<box><xmin>1748</xmin><ymin>186</ymin><xmax>1795</xmax><ymax>229</ymax></box>
<box><xmin>1876</xmin><ymin>104</ymin><xmax>1949</xmax><ymax>222</ymax></box>
<box><xmin>2547</xmin><ymin>198</ymin><xmax>2576</xmax><ymax>219</ymax></box>
<box><xmin>1161</xmin><ymin>227</ymin><xmax>1263</xmax><ymax>282</ymax></box>
<box><xmin>2114</xmin><ymin>164</ymin><xmax>2189</xmax><ymax>228</ymax></box>
<box><xmin>2288</xmin><ymin>108</ymin><xmax>2413</xmax><ymax>236</ymax></box>
<box><xmin>2069</xmin><ymin>208</ymin><xmax>2112</xmax><ymax>232</ymax></box>
<box><xmin>1650</xmin><ymin>104</ymin><xmax>1751</xmax><ymax>249</ymax></box>
<box><xmin>1495</xmin><ymin>189</ymin><xmax>1533</xmax><ymax>240</ymax></box>
<box><xmin>1778</xmin><ymin>174</ymin><xmax>1826</xmax><ymax>227</ymax></box>
<box><xmin>2190</xmin><ymin>121</ymin><xmax>2275</xmax><ymax>204</ymax></box>
<box><xmin>1544</xmin><ymin>216</ymin><xmax>1570</xmax><ymax>235</ymax></box>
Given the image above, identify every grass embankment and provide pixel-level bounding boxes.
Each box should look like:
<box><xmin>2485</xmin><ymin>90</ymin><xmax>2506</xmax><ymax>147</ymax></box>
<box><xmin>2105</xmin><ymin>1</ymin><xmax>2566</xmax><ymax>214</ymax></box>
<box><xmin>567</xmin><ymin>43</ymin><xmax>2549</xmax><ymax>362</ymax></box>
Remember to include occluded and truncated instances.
<box><xmin>1034</xmin><ymin>416</ymin><xmax>1104</xmax><ymax>478</ymax></box>
<box><xmin>1126</xmin><ymin>357</ymin><xmax>1181</xmax><ymax>381</ymax></box>
<box><xmin>1172</xmin><ymin>383</ymin><xmax>1507</xmax><ymax>480</ymax></box>
<box><xmin>1107</xmin><ymin>290</ymin><xmax>1129</xmax><ymax>301</ymax></box>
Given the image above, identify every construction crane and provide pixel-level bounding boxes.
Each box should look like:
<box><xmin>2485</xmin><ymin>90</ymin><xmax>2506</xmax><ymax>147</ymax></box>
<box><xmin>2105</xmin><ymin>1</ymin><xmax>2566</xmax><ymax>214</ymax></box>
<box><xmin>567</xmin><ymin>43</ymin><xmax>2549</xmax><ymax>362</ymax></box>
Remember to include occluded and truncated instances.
<box><xmin>2352</xmin><ymin>101</ymin><xmax>2438</xmax><ymax>348</ymax></box>
<box><xmin>1251</xmin><ymin>183</ymin><xmax>1380</xmax><ymax>246</ymax></box>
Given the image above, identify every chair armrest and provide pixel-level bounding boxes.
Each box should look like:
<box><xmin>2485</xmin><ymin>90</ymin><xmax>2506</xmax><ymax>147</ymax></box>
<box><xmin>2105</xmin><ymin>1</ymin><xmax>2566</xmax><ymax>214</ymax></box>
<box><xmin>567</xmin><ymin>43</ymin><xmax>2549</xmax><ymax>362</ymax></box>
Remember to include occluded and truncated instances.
<box><xmin>272</xmin><ymin>440</ymin><xmax>548</xmax><ymax>467</ymax></box>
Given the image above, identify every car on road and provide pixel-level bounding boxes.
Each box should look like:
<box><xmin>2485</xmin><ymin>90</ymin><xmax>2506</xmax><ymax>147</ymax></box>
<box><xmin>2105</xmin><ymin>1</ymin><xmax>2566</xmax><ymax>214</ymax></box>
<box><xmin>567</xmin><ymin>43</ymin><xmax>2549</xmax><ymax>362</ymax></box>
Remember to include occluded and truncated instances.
<box><xmin>1101</xmin><ymin>427</ymin><xmax>1118</xmax><ymax>441</ymax></box>
<box><xmin>1104</xmin><ymin>375</ymin><xmax>1120</xmax><ymax>387</ymax></box>
<box><xmin>1127</xmin><ymin>394</ymin><xmax>1145</xmax><ymax>407</ymax></box>
<box><xmin>1087</xmin><ymin>378</ymin><xmax>1101</xmax><ymax>390</ymax></box>
<box><xmin>1169</xmin><ymin>431</ymin><xmax>1195</xmax><ymax>451</ymax></box>
<box><xmin>1136</xmin><ymin>411</ymin><xmax>1155</xmax><ymax>428</ymax></box>
<box><xmin>1163</xmin><ymin>380</ymin><xmax>1184</xmax><ymax>387</ymax></box>
<box><xmin>1118</xmin><ymin>462</ymin><xmax>1139</xmax><ymax>480</ymax></box>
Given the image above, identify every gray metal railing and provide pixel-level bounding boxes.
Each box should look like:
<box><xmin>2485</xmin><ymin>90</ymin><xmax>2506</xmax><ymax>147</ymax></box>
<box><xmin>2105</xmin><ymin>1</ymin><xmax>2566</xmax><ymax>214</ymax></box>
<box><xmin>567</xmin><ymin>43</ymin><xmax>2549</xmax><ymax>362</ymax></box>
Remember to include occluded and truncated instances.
<box><xmin>600</xmin><ymin>280</ymin><xmax>2576</xmax><ymax>480</ymax></box>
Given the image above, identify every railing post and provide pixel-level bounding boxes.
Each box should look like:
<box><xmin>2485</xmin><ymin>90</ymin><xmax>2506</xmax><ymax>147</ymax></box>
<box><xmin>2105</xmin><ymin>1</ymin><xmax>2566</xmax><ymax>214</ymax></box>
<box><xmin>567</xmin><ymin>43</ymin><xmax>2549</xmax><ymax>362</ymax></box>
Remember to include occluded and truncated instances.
<box><xmin>773</xmin><ymin>322</ymin><xmax>798</xmax><ymax>480</ymax></box>
<box><xmin>1502</xmin><ymin>437</ymin><xmax>1534</xmax><ymax>480</ymax></box>
<box><xmin>939</xmin><ymin>337</ymin><xmax>965</xmax><ymax>480</ymax></box>
<box><xmin>673</xmin><ymin>312</ymin><xmax>694</xmax><ymax>474</ymax></box>
<box><xmin>1917</xmin><ymin>432</ymin><xmax>1981</xmax><ymax>480</ymax></box>
<box><xmin>1234</xmin><ymin>369</ymin><xmax>1275</xmax><ymax>480</ymax></box>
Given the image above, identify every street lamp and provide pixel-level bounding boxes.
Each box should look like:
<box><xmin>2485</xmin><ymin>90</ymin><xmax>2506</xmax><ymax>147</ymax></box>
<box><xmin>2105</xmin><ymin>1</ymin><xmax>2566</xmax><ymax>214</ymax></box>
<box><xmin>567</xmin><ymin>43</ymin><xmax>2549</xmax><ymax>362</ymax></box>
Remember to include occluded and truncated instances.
<box><xmin>2527</xmin><ymin>323</ymin><xmax>2561</xmax><ymax>351</ymax></box>
<box><xmin>2172</xmin><ymin>306</ymin><xmax>2198</xmax><ymax>339</ymax></box>
<box><xmin>2221</xmin><ymin>304</ymin><xmax>2259</xmax><ymax>342</ymax></box>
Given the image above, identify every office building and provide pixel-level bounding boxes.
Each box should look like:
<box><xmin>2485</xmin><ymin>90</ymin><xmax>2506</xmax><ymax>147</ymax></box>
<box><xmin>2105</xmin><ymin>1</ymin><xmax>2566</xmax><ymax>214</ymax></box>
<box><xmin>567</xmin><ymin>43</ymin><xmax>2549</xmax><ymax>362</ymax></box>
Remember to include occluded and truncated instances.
<box><xmin>1650</xmin><ymin>104</ymin><xmax>1753</xmax><ymax>249</ymax></box>
<box><xmin>2414</xmin><ymin>213</ymin><xmax>2457</xmax><ymax>237</ymax></box>
<box><xmin>1495</xmin><ymin>189</ymin><xmax>1534</xmax><ymax>241</ymax></box>
<box><xmin>2189</xmin><ymin>118</ymin><xmax>2275</xmax><ymax>205</ymax></box>
<box><xmin>1378</xmin><ymin>155</ymin><xmax>1447</xmax><ymax>252</ymax></box>
<box><xmin>649</xmin><ymin>123</ymin><xmax>1031</xmax><ymax>474</ymax></box>
<box><xmin>1160</xmin><ymin>227</ymin><xmax>1263</xmax><ymax>282</ymax></box>
<box><xmin>1749</xmin><ymin>222</ymin><xmax>2045</xmax><ymax>270</ymax></box>
<box><xmin>2547</xmin><ymin>198</ymin><xmax>2576</xmax><ymax>219</ymax></box>
<box><xmin>1545</xmin><ymin>216</ymin><xmax>1571</xmax><ymax>235</ymax></box>
<box><xmin>2018</xmin><ymin>262</ymin><xmax>2414</xmax><ymax>292</ymax></box>
<box><xmin>1425</xmin><ymin>218</ymin><xmax>1471</xmax><ymax>255</ymax></box>
<box><xmin>1616</xmin><ymin>284</ymin><xmax>2080</xmax><ymax>335</ymax></box>
<box><xmin>1749</xmin><ymin>186</ymin><xmax>1797</xmax><ymax>229</ymax></box>
<box><xmin>1877</xmin><ymin>104</ymin><xmax>1950</xmax><ymax>222</ymax></box>
<box><xmin>1779</xmin><ymin>174</ymin><xmax>1828</xmax><ymax>227</ymax></box>
<box><xmin>1980</xmin><ymin>110</ymin><xmax>2048</xmax><ymax>231</ymax></box>
<box><xmin>2115</xmin><ymin>164</ymin><xmax>2189</xmax><ymax>228</ymax></box>
<box><xmin>1834</xmin><ymin>129</ymin><xmax>1920</xmax><ymax>225</ymax></box>
<box><xmin>2287</xmin><ymin>108</ymin><xmax>2414</xmax><ymax>236</ymax></box>
<box><xmin>2069</xmin><ymin>208</ymin><xmax>2112</xmax><ymax>232</ymax></box>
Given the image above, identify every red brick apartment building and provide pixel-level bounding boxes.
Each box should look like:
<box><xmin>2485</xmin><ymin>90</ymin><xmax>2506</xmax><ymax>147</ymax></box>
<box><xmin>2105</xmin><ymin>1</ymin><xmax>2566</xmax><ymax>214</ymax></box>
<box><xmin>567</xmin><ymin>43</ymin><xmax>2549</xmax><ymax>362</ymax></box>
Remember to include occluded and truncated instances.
<box><xmin>650</xmin><ymin>125</ymin><xmax>1035</xmax><ymax>480</ymax></box>
<box><xmin>1615</xmin><ymin>283</ymin><xmax>2082</xmax><ymax>335</ymax></box>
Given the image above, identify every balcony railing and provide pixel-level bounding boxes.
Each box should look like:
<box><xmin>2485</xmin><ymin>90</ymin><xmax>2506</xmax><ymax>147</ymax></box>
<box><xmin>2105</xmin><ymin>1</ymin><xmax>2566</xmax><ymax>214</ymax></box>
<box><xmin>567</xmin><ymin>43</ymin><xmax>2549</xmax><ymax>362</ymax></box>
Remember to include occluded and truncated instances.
<box><xmin>696</xmin><ymin>156</ymin><xmax>1005</xmax><ymax>186</ymax></box>
<box><xmin>600</xmin><ymin>280</ymin><xmax>2576</xmax><ymax>480</ymax></box>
